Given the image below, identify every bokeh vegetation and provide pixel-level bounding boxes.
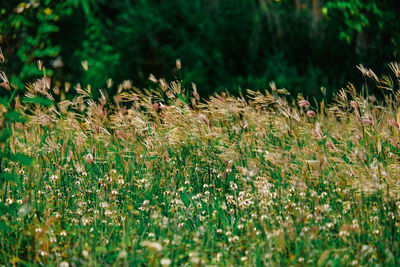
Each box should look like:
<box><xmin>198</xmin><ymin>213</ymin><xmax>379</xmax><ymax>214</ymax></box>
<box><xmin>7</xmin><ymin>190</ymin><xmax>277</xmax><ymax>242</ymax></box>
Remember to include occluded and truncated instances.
<box><xmin>1</xmin><ymin>0</ymin><xmax>399</xmax><ymax>99</ymax></box>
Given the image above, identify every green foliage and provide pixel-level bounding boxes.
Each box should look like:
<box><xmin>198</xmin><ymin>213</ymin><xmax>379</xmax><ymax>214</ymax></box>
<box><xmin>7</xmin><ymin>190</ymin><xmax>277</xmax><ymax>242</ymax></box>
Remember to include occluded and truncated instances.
<box><xmin>1</xmin><ymin>0</ymin><xmax>400</xmax><ymax>99</ymax></box>
<box><xmin>323</xmin><ymin>0</ymin><xmax>383</xmax><ymax>43</ymax></box>
<box><xmin>0</xmin><ymin>171</ymin><xmax>18</xmax><ymax>183</ymax></box>
<box><xmin>0</xmin><ymin>52</ymin><xmax>33</xmax><ymax>223</ymax></box>
<box><xmin>0</xmin><ymin>0</ymin><xmax>92</xmax><ymax>89</ymax></box>
<box><xmin>74</xmin><ymin>17</ymin><xmax>120</xmax><ymax>90</ymax></box>
<box><xmin>4</xmin><ymin>110</ymin><xmax>27</xmax><ymax>122</ymax></box>
<box><xmin>0</xmin><ymin>128</ymin><xmax>12</xmax><ymax>143</ymax></box>
<box><xmin>22</xmin><ymin>96</ymin><xmax>53</xmax><ymax>106</ymax></box>
<box><xmin>7</xmin><ymin>152</ymin><xmax>33</xmax><ymax>166</ymax></box>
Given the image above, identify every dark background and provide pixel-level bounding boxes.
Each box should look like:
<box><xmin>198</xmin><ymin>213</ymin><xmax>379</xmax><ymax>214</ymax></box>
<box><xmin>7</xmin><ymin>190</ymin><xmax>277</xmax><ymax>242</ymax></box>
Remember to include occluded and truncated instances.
<box><xmin>1</xmin><ymin>0</ymin><xmax>399</xmax><ymax>101</ymax></box>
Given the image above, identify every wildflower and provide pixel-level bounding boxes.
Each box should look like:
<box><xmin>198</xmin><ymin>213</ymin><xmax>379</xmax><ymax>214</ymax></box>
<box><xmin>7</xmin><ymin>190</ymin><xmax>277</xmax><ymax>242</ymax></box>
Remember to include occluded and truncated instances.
<box><xmin>322</xmin><ymin>204</ymin><xmax>331</xmax><ymax>212</ymax></box>
<box><xmin>39</xmin><ymin>250</ymin><xmax>47</xmax><ymax>257</ymax></box>
<box><xmin>307</xmin><ymin>110</ymin><xmax>316</xmax><ymax>117</ymax></box>
<box><xmin>141</xmin><ymin>240</ymin><xmax>162</xmax><ymax>252</ymax></box>
<box><xmin>230</xmin><ymin>181</ymin><xmax>238</xmax><ymax>191</ymax></box>
<box><xmin>59</xmin><ymin>261</ymin><xmax>69</xmax><ymax>267</ymax></box>
<box><xmin>85</xmin><ymin>153</ymin><xmax>94</xmax><ymax>164</ymax></box>
<box><xmin>0</xmin><ymin>82</ymin><xmax>10</xmax><ymax>90</ymax></box>
<box><xmin>190</xmin><ymin>257</ymin><xmax>202</xmax><ymax>265</ymax></box>
<box><xmin>152</xmin><ymin>102</ymin><xmax>159</xmax><ymax>111</ymax></box>
<box><xmin>118</xmin><ymin>250</ymin><xmax>127</xmax><ymax>259</ymax></box>
<box><xmin>50</xmin><ymin>175</ymin><xmax>58</xmax><ymax>183</ymax></box>
<box><xmin>226</xmin><ymin>195</ymin><xmax>234</xmax><ymax>203</ymax></box>
<box><xmin>298</xmin><ymin>99</ymin><xmax>310</xmax><ymax>107</ymax></box>
<box><xmin>105</xmin><ymin>210</ymin><xmax>113</xmax><ymax>217</ymax></box>
<box><xmin>82</xmin><ymin>250</ymin><xmax>89</xmax><ymax>259</ymax></box>
<box><xmin>339</xmin><ymin>230</ymin><xmax>349</xmax><ymax>238</ymax></box>
<box><xmin>81</xmin><ymin>217</ymin><xmax>90</xmax><ymax>226</ymax></box>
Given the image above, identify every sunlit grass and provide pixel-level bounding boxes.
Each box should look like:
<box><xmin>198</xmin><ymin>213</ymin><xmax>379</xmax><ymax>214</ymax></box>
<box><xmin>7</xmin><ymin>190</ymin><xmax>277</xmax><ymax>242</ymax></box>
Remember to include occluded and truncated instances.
<box><xmin>1</xmin><ymin>63</ymin><xmax>400</xmax><ymax>266</ymax></box>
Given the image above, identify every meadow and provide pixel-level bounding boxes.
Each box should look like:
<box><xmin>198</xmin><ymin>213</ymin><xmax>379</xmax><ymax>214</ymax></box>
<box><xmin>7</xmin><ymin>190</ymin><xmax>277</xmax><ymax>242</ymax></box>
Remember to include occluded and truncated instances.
<box><xmin>1</xmin><ymin>61</ymin><xmax>400</xmax><ymax>266</ymax></box>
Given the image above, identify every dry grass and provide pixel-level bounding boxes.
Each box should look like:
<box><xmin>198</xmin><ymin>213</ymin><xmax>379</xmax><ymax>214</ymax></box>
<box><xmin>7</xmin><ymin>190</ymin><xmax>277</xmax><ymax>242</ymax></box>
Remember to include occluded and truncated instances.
<box><xmin>1</xmin><ymin>63</ymin><xmax>400</xmax><ymax>266</ymax></box>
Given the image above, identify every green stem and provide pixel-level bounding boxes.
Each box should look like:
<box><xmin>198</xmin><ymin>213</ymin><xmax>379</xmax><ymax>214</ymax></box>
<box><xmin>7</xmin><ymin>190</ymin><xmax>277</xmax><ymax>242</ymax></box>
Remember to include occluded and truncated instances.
<box><xmin>7</xmin><ymin>89</ymin><xmax>17</xmax><ymax>107</ymax></box>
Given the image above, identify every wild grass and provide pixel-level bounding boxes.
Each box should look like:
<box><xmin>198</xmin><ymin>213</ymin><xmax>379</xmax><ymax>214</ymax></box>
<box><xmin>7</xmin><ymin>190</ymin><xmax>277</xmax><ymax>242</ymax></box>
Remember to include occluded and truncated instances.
<box><xmin>1</xmin><ymin>62</ymin><xmax>400</xmax><ymax>266</ymax></box>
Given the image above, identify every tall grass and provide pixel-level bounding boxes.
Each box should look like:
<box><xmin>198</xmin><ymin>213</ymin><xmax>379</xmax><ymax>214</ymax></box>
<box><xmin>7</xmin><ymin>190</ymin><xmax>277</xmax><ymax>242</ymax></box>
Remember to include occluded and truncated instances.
<box><xmin>1</xmin><ymin>61</ymin><xmax>400</xmax><ymax>266</ymax></box>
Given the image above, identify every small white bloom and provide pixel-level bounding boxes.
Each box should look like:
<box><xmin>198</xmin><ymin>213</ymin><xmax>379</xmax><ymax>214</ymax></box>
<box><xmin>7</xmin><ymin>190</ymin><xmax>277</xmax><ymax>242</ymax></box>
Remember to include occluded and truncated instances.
<box><xmin>59</xmin><ymin>261</ymin><xmax>69</xmax><ymax>267</ymax></box>
<box><xmin>161</xmin><ymin>258</ymin><xmax>171</xmax><ymax>266</ymax></box>
<box><xmin>82</xmin><ymin>250</ymin><xmax>89</xmax><ymax>259</ymax></box>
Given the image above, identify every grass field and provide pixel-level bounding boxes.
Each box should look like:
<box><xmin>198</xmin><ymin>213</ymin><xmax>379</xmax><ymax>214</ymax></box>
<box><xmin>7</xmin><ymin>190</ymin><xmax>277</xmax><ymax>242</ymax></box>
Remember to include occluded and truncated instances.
<box><xmin>1</xmin><ymin>63</ymin><xmax>400</xmax><ymax>266</ymax></box>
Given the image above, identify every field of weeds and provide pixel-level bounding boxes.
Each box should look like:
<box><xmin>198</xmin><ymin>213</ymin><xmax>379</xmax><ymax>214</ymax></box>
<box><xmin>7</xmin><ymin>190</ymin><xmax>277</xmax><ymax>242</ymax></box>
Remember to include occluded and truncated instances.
<box><xmin>1</xmin><ymin>62</ymin><xmax>400</xmax><ymax>266</ymax></box>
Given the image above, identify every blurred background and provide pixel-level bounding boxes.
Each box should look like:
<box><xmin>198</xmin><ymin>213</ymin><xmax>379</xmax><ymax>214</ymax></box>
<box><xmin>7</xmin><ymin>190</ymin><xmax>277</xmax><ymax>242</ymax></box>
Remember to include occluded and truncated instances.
<box><xmin>1</xmin><ymin>0</ymin><xmax>399</xmax><ymax>101</ymax></box>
